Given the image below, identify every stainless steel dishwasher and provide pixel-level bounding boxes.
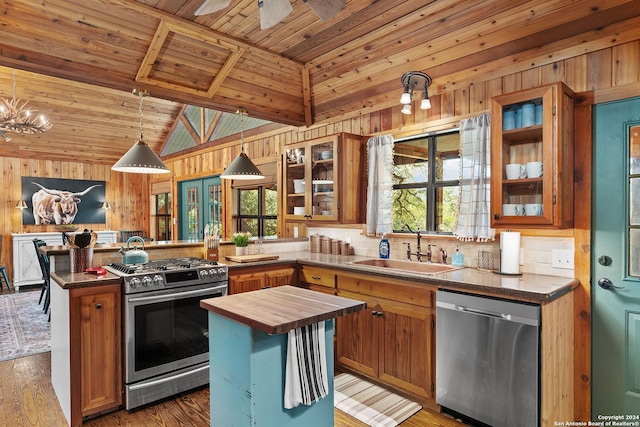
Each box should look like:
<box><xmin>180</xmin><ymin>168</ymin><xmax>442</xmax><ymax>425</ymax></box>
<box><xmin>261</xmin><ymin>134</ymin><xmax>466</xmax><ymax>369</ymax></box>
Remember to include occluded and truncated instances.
<box><xmin>435</xmin><ymin>290</ymin><xmax>540</xmax><ymax>427</ymax></box>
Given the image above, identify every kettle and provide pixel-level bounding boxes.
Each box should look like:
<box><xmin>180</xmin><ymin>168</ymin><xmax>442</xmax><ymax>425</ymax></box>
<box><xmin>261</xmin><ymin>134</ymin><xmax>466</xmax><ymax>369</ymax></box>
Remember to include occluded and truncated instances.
<box><xmin>120</xmin><ymin>236</ymin><xmax>149</xmax><ymax>264</ymax></box>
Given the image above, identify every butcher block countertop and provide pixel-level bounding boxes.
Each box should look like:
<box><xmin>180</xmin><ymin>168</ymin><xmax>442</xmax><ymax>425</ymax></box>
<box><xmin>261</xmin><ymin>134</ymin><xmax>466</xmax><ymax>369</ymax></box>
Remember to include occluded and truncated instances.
<box><xmin>51</xmin><ymin>270</ymin><xmax>121</xmax><ymax>289</ymax></box>
<box><xmin>200</xmin><ymin>285</ymin><xmax>366</xmax><ymax>335</ymax></box>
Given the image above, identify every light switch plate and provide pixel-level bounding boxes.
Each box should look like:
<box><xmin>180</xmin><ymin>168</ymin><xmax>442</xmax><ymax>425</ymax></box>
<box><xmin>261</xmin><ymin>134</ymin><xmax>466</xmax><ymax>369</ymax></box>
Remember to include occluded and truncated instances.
<box><xmin>552</xmin><ymin>249</ymin><xmax>574</xmax><ymax>269</ymax></box>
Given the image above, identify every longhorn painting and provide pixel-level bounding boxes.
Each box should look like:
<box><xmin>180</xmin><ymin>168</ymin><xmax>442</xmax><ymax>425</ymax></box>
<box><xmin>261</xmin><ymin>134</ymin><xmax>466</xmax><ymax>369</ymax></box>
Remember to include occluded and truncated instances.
<box><xmin>21</xmin><ymin>177</ymin><xmax>107</xmax><ymax>225</ymax></box>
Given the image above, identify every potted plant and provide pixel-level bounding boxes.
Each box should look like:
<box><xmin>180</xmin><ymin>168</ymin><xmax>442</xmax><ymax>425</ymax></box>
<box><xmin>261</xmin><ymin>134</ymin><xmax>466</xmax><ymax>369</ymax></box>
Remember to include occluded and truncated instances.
<box><xmin>231</xmin><ymin>231</ymin><xmax>252</xmax><ymax>256</ymax></box>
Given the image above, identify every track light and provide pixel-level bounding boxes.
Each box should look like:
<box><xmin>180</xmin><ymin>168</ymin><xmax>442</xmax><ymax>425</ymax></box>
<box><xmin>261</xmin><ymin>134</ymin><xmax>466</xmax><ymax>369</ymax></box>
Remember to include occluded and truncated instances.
<box><xmin>400</xmin><ymin>71</ymin><xmax>432</xmax><ymax>114</ymax></box>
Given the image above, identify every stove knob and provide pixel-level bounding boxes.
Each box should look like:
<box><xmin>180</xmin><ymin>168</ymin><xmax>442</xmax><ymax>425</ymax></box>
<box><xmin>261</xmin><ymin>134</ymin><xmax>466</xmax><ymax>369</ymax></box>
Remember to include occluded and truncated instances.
<box><xmin>209</xmin><ymin>268</ymin><xmax>217</xmax><ymax>277</ymax></box>
<box><xmin>129</xmin><ymin>278</ymin><xmax>141</xmax><ymax>289</ymax></box>
<box><xmin>200</xmin><ymin>269</ymin><xmax>209</xmax><ymax>278</ymax></box>
<box><xmin>142</xmin><ymin>276</ymin><xmax>153</xmax><ymax>287</ymax></box>
<box><xmin>217</xmin><ymin>268</ymin><xmax>226</xmax><ymax>277</ymax></box>
<box><xmin>153</xmin><ymin>275</ymin><xmax>164</xmax><ymax>286</ymax></box>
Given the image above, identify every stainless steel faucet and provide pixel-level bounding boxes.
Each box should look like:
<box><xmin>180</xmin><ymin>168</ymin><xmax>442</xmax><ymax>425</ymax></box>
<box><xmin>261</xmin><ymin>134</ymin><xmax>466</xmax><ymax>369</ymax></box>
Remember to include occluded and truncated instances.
<box><xmin>402</xmin><ymin>224</ymin><xmax>430</xmax><ymax>262</ymax></box>
<box><xmin>440</xmin><ymin>247</ymin><xmax>448</xmax><ymax>264</ymax></box>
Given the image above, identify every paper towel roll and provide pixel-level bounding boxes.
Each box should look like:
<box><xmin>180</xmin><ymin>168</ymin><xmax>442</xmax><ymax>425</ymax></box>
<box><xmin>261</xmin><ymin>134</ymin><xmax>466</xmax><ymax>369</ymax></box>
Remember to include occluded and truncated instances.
<box><xmin>500</xmin><ymin>231</ymin><xmax>520</xmax><ymax>274</ymax></box>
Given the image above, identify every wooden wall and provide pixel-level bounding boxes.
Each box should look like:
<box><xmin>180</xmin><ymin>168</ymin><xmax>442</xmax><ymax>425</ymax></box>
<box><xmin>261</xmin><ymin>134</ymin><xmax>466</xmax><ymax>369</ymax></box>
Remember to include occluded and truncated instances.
<box><xmin>0</xmin><ymin>157</ymin><xmax>151</xmax><ymax>281</ymax></box>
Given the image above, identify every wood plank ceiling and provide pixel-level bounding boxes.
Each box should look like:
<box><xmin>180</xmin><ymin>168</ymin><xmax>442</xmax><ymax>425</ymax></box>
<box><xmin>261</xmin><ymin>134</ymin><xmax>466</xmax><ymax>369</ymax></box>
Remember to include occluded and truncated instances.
<box><xmin>0</xmin><ymin>0</ymin><xmax>638</xmax><ymax>165</ymax></box>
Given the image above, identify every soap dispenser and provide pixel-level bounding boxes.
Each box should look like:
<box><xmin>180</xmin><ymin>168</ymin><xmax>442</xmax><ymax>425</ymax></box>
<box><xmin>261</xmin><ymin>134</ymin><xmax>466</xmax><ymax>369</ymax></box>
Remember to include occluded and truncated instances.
<box><xmin>451</xmin><ymin>244</ymin><xmax>464</xmax><ymax>267</ymax></box>
<box><xmin>379</xmin><ymin>234</ymin><xmax>390</xmax><ymax>259</ymax></box>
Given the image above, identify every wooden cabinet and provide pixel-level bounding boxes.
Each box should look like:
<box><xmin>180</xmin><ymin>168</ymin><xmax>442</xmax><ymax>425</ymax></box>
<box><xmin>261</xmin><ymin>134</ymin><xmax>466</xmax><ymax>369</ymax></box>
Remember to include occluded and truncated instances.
<box><xmin>335</xmin><ymin>272</ymin><xmax>435</xmax><ymax>405</ymax></box>
<box><xmin>69</xmin><ymin>283</ymin><xmax>122</xmax><ymax>420</ymax></box>
<box><xmin>283</xmin><ymin>133</ymin><xmax>364</xmax><ymax>235</ymax></box>
<box><xmin>228</xmin><ymin>264</ymin><xmax>297</xmax><ymax>294</ymax></box>
<box><xmin>297</xmin><ymin>265</ymin><xmax>336</xmax><ymax>294</ymax></box>
<box><xmin>490</xmin><ymin>82</ymin><xmax>574</xmax><ymax>228</ymax></box>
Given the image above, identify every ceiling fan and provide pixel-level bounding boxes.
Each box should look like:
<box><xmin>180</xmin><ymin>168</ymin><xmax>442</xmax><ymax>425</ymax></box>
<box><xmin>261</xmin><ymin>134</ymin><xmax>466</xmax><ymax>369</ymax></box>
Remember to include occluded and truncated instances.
<box><xmin>194</xmin><ymin>0</ymin><xmax>346</xmax><ymax>29</ymax></box>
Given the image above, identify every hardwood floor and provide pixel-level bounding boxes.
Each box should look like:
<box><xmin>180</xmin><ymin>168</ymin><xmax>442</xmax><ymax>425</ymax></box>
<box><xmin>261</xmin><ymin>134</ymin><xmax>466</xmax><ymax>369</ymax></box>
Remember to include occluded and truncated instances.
<box><xmin>0</xmin><ymin>352</ymin><xmax>465</xmax><ymax>426</ymax></box>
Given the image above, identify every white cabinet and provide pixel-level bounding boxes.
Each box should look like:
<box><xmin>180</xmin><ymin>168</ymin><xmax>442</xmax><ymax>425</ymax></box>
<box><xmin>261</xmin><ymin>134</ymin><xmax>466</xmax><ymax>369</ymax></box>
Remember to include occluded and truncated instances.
<box><xmin>11</xmin><ymin>231</ymin><xmax>118</xmax><ymax>289</ymax></box>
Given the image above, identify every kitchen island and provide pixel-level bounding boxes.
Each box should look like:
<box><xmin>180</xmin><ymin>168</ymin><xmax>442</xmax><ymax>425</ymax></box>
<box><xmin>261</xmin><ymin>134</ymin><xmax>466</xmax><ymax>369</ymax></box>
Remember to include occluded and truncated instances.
<box><xmin>200</xmin><ymin>285</ymin><xmax>365</xmax><ymax>427</ymax></box>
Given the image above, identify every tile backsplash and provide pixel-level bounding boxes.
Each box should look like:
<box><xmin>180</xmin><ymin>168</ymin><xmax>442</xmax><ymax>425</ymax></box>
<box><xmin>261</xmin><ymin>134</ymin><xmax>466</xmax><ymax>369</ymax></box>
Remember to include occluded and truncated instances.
<box><xmin>307</xmin><ymin>227</ymin><xmax>575</xmax><ymax>278</ymax></box>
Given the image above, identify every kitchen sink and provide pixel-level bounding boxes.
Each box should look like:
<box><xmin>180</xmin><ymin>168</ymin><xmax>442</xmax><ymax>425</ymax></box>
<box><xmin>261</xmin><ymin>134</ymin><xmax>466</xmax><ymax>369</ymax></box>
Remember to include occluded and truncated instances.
<box><xmin>349</xmin><ymin>258</ymin><xmax>462</xmax><ymax>275</ymax></box>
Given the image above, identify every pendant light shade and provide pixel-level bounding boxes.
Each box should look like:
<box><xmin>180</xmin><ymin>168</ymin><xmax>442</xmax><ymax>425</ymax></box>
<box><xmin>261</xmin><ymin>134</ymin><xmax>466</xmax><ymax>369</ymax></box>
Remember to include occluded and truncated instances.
<box><xmin>221</xmin><ymin>109</ymin><xmax>264</xmax><ymax>180</ymax></box>
<box><xmin>112</xmin><ymin>89</ymin><xmax>170</xmax><ymax>174</ymax></box>
<box><xmin>15</xmin><ymin>200</ymin><xmax>27</xmax><ymax>209</ymax></box>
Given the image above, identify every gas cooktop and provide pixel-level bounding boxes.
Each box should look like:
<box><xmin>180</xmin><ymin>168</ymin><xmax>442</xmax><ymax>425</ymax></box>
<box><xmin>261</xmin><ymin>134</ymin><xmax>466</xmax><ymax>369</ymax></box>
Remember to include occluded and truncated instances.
<box><xmin>107</xmin><ymin>257</ymin><xmax>222</xmax><ymax>275</ymax></box>
<box><xmin>104</xmin><ymin>257</ymin><xmax>228</xmax><ymax>294</ymax></box>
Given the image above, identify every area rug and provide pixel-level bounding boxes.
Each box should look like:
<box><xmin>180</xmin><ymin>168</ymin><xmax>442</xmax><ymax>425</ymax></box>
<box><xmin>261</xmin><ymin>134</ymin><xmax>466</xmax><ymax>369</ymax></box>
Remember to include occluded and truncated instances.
<box><xmin>334</xmin><ymin>373</ymin><xmax>422</xmax><ymax>427</ymax></box>
<box><xmin>0</xmin><ymin>291</ymin><xmax>50</xmax><ymax>361</ymax></box>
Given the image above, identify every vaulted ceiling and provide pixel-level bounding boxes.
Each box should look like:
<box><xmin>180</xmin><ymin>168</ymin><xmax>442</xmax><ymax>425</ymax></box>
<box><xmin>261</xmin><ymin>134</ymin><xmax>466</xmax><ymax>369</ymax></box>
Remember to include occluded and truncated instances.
<box><xmin>0</xmin><ymin>0</ymin><xmax>638</xmax><ymax>165</ymax></box>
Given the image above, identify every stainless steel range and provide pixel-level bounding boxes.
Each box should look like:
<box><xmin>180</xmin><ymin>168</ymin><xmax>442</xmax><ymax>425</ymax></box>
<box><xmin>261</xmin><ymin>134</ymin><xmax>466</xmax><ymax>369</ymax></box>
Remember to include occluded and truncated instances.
<box><xmin>104</xmin><ymin>257</ymin><xmax>228</xmax><ymax>410</ymax></box>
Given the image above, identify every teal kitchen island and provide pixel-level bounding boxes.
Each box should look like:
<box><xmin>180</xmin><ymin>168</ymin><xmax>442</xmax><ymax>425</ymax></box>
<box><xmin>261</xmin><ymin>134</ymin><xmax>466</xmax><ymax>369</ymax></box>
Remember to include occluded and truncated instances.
<box><xmin>200</xmin><ymin>285</ymin><xmax>365</xmax><ymax>427</ymax></box>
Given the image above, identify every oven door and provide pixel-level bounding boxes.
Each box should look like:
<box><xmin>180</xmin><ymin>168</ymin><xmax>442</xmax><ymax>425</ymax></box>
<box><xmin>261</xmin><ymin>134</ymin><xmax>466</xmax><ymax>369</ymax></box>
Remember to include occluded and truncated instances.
<box><xmin>125</xmin><ymin>282</ymin><xmax>226</xmax><ymax>385</ymax></box>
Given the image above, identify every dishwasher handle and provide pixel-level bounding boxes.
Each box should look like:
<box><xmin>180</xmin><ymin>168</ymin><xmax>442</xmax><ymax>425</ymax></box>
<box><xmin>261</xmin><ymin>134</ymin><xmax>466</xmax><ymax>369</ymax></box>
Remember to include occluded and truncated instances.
<box><xmin>436</xmin><ymin>300</ymin><xmax>539</xmax><ymax>327</ymax></box>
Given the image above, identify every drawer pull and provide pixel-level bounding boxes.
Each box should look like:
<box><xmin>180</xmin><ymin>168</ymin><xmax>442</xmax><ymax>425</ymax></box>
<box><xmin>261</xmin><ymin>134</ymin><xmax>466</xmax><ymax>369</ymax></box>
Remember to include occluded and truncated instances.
<box><xmin>312</xmin><ymin>275</ymin><xmax>322</xmax><ymax>280</ymax></box>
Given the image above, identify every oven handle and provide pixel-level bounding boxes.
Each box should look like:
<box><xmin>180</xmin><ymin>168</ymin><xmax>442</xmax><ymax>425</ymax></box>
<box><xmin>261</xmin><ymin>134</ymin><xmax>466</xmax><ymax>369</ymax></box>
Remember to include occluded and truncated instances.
<box><xmin>128</xmin><ymin>364</ymin><xmax>209</xmax><ymax>391</ymax></box>
<box><xmin>128</xmin><ymin>287</ymin><xmax>225</xmax><ymax>304</ymax></box>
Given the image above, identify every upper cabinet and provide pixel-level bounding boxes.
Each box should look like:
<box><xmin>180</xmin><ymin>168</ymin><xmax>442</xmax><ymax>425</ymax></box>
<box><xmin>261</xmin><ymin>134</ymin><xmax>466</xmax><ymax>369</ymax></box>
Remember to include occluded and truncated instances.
<box><xmin>490</xmin><ymin>82</ymin><xmax>575</xmax><ymax>229</ymax></box>
<box><xmin>283</xmin><ymin>133</ymin><xmax>364</xmax><ymax>230</ymax></box>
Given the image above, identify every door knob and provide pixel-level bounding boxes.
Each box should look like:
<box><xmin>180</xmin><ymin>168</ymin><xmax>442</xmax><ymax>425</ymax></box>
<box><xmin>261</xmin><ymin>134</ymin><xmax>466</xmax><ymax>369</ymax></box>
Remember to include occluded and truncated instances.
<box><xmin>597</xmin><ymin>278</ymin><xmax>624</xmax><ymax>290</ymax></box>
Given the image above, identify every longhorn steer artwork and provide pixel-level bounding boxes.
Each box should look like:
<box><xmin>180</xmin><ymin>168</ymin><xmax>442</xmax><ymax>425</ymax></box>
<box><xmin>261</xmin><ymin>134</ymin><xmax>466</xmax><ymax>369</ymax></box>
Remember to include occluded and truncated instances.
<box><xmin>31</xmin><ymin>182</ymin><xmax>102</xmax><ymax>225</ymax></box>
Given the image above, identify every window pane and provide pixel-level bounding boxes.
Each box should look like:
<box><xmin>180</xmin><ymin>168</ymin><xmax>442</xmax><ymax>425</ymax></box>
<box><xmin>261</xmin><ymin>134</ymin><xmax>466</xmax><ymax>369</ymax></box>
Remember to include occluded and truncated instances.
<box><xmin>265</xmin><ymin>188</ymin><xmax>278</xmax><ymax>215</ymax></box>
<box><xmin>157</xmin><ymin>194</ymin><xmax>167</xmax><ymax>214</ymax></box>
<box><xmin>630</xmin><ymin>229</ymin><xmax>640</xmax><ymax>277</ymax></box>
<box><xmin>240</xmin><ymin>218</ymin><xmax>258</xmax><ymax>235</ymax></box>
<box><xmin>392</xmin><ymin>188</ymin><xmax>427</xmax><ymax>230</ymax></box>
<box><xmin>264</xmin><ymin>219</ymin><xmax>278</xmax><ymax>237</ymax></box>
<box><xmin>239</xmin><ymin>189</ymin><xmax>259</xmax><ymax>215</ymax></box>
<box><xmin>631</xmin><ymin>178</ymin><xmax>640</xmax><ymax>226</ymax></box>
<box><xmin>394</xmin><ymin>139</ymin><xmax>429</xmax><ymax>184</ymax></box>
<box><xmin>436</xmin><ymin>133</ymin><xmax>460</xmax><ymax>182</ymax></box>
<box><xmin>436</xmin><ymin>186</ymin><xmax>460</xmax><ymax>232</ymax></box>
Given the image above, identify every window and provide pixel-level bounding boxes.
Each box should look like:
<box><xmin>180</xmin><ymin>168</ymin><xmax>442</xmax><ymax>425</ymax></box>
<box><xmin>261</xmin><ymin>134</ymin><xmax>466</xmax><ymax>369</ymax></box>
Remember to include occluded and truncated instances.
<box><xmin>392</xmin><ymin>131</ymin><xmax>460</xmax><ymax>234</ymax></box>
<box><xmin>236</xmin><ymin>186</ymin><xmax>278</xmax><ymax>238</ymax></box>
<box><xmin>153</xmin><ymin>193</ymin><xmax>172</xmax><ymax>241</ymax></box>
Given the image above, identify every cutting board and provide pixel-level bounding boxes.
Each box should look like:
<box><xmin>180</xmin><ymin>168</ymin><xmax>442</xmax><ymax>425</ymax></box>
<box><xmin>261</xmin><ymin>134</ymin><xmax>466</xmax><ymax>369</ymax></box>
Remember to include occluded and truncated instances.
<box><xmin>225</xmin><ymin>254</ymin><xmax>280</xmax><ymax>263</ymax></box>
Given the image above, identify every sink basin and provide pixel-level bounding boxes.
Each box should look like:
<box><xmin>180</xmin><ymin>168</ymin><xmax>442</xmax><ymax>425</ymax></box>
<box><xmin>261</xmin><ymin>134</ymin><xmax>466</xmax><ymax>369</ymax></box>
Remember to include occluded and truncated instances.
<box><xmin>349</xmin><ymin>258</ymin><xmax>462</xmax><ymax>275</ymax></box>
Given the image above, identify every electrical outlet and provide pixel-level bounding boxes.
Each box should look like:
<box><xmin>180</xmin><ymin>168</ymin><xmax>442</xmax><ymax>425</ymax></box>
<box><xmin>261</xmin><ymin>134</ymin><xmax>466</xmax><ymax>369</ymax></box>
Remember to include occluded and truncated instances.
<box><xmin>552</xmin><ymin>249</ymin><xmax>574</xmax><ymax>269</ymax></box>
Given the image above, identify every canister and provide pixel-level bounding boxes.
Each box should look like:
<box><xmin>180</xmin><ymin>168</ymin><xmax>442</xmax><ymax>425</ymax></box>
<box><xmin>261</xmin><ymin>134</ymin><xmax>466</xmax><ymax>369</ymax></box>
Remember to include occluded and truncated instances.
<box><xmin>321</xmin><ymin>236</ymin><xmax>331</xmax><ymax>254</ymax></box>
<box><xmin>521</xmin><ymin>102</ymin><xmax>535</xmax><ymax>127</ymax></box>
<box><xmin>340</xmin><ymin>241</ymin><xmax>350</xmax><ymax>256</ymax></box>
<box><xmin>310</xmin><ymin>234</ymin><xmax>322</xmax><ymax>253</ymax></box>
<box><xmin>332</xmin><ymin>239</ymin><xmax>341</xmax><ymax>255</ymax></box>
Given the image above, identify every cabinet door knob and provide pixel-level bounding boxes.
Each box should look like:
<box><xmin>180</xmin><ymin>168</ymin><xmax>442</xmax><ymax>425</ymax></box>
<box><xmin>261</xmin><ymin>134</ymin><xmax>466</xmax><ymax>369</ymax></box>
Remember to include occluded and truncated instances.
<box><xmin>95</xmin><ymin>303</ymin><xmax>102</xmax><ymax>309</ymax></box>
<box><xmin>494</xmin><ymin>214</ymin><xmax>500</xmax><ymax>219</ymax></box>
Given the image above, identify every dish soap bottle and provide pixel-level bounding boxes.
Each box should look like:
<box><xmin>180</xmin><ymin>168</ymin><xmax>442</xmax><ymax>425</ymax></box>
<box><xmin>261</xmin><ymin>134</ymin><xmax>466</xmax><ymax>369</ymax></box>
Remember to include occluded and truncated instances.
<box><xmin>451</xmin><ymin>244</ymin><xmax>464</xmax><ymax>267</ymax></box>
<box><xmin>379</xmin><ymin>234</ymin><xmax>390</xmax><ymax>259</ymax></box>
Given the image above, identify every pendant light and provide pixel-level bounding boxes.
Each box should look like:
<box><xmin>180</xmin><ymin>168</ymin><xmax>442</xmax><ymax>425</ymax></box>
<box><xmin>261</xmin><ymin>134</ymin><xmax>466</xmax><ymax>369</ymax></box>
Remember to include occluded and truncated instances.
<box><xmin>221</xmin><ymin>109</ymin><xmax>264</xmax><ymax>180</ymax></box>
<box><xmin>112</xmin><ymin>89</ymin><xmax>170</xmax><ymax>174</ymax></box>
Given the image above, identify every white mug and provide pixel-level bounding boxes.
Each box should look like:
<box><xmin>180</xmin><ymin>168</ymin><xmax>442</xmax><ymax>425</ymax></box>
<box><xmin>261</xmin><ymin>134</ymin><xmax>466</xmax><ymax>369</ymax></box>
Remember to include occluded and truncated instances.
<box><xmin>525</xmin><ymin>203</ymin><xmax>542</xmax><ymax>216</ymax></box>
<box><xmin>505</xmin><ymin>163</ymin><xmax>527</xmax><ymax>180</ymax></box>
<box><xmin>526</xmin><ymin>161</ymin><xmax>543</xmax><ymax>178</ymax></box>
<box><xmin>503</xmin><ymin>204</ymin><xmax>524</xmax><ymax>216</ymax></box>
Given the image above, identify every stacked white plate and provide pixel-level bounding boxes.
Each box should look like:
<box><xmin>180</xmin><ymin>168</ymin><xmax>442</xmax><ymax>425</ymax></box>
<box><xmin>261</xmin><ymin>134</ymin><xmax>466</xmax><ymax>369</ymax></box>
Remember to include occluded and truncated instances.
<box><xmin>293</xmin><ymin>206</ymin><xmax>305</xmax><ymax>215</ymax></box>
<box><xmin>293</xmin><ymin>179</ymin><xmax>305</xmax><ymax>193</ymax></box>
<box><xmin>320</xmin><ymin>150</ymin><xmax>333</xmax><ymax>160</ymax></box>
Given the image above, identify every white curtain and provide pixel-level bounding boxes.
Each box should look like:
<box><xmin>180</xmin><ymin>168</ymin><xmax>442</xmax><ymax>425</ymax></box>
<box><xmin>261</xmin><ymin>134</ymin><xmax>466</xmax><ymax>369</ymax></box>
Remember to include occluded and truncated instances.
<box><xmin>454</xmin><ymin>113</ymin><xmax>495</xmax><ymax>242</ymax></box>
<box><xmin>366</xmin><ymin>135</ymin><xmax>394</xmax><ymax>236</ymax></box>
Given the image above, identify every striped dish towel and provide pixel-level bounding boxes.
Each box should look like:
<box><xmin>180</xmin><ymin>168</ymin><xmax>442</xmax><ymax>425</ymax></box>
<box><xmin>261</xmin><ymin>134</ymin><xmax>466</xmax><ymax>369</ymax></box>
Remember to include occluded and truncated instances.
<box><xmin>284</xmin><ymin>321</ymin><xmax>328</xmax><ymax>409</ymax></box>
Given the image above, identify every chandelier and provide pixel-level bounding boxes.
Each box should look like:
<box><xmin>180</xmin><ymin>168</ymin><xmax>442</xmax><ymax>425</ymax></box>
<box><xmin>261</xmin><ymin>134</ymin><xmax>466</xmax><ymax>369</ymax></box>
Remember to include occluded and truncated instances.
<box><xmin>0</xmin><ymin>70</ymin><xmax>52</xmax><ymax>136</ymax></box>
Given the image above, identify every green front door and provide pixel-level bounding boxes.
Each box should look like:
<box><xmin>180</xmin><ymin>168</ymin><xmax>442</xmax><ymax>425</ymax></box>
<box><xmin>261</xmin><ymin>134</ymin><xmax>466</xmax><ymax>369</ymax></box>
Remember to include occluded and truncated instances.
<box><xmin>593</xmin><ymin>98</ymin><xmax>640</xmax><ymax>416</ymax></box>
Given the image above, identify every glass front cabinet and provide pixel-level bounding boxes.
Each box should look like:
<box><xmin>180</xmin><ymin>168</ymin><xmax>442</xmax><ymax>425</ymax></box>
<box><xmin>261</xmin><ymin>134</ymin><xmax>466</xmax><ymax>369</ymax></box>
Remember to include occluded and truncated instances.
<box><xmin>490</xmin><ymin>82</ymin><xmax>575</xmax><ymax>229</ymax></box>
<box><xmin>283</xmin><ymin>133</ymin><xmax>364</xmax><ymax>231</ymax></box>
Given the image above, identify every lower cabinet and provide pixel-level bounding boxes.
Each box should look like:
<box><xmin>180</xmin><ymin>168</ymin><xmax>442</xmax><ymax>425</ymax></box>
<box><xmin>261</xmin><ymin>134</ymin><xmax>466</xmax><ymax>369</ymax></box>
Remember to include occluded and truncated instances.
<box><xmin>228</xmin><ymin>264</ymin><xmax>297</xmax><ymax>294</ymax></box>
<box><xmin>297</xmin><ymin>264</ymin><xmax>336</xmax><ymax>294</ymax></box>
<box><xmin>336</xmin><ymin>272</ymin><xmax>435</xmax><ymax>406</ymax></box>
<box><xmin>69</xmin><ymin>283</ymin><xmax>122</xmax><ymax>421</ymax></box>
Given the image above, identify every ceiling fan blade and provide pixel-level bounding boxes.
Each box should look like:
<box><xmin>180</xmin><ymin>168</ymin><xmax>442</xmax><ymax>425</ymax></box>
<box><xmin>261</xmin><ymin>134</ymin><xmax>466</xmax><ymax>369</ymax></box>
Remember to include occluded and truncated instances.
<box><xmin>259</xmin><ymin>0</ymin><xmax>293</xmax><ymax>30</ymax></box>
<box><xmin>304</xmin><ymin>0</ymin><xmax>345</xmax><ymax>21</ymax></box>
<box><xmin>194</xmin><ymin>0</ymin><xmax>232</xmax><ymax>16</ymax></box>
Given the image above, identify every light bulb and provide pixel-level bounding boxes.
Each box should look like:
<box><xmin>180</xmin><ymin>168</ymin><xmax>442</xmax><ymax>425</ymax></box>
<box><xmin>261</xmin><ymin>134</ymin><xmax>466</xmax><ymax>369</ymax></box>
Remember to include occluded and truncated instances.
<box><xmin>400</xmin><ymin>92</ymin><xmax>412</xmax><ymax>105</ymax></box>
<box><xmin>401</xmin><ymin>104</ymin><xmax>412</xmax><ymax>115</ymax></box>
